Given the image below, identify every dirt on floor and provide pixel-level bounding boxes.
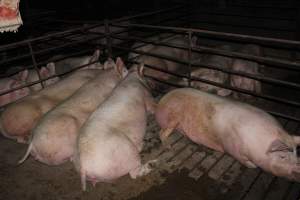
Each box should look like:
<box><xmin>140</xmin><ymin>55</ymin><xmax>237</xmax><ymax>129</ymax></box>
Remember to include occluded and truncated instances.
<box><xmin>0</xmin><ymin>114</ymin><xmax>227</xmax><ymax>200</ymax></box>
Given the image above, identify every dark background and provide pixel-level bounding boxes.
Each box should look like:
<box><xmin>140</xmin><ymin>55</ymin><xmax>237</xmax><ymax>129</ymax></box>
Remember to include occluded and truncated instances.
<box><xmin>2</xmin><ymin>0</ymin><xmax>300</xmax><ymax>44</ymax></box>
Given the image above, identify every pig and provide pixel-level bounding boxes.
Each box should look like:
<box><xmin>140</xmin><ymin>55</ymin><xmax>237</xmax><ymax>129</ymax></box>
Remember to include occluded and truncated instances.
<box><xmin>26</xmin><ymin>62</ymin><xmax>59</xmax><ymax>92</ymax></box>
<box><xmin>18</xmin><ymin>58</ymin><xmax>128</xmax><ymax>165</ymax></box>
<box><xmin>73</xmin><ymin>64</ymin><xmax>156</xmax><ymax>191</ymax></box>
<box><xmin>184</xmin><ymin>45</ymin><xmax>233</xmax><ymax>96</ymax></box>
<box><xmin>0</xmin><ymin>68</ymin><xmax>101</xmax><ymax>143</ymax></box>
<box><xmin>52</xmin><ymin>50</ymin><xmax>103</xmax><ymax>75</ymax></box>
<box><xmin>129</xmin><ymin>34</ymin><xmax>198</xmax><ymax>90</ymax></box>
<box><xmin>230</xmin><ymin>44</ymin><xmax>262</xmax><ymax>99</ymax></box>
<box><xmin>0</xmin><ymin>70</ymin><xmax>30</xmax><ymax>107</ymax></box>
<box><xmin>156</xmin><ymin>88</ymin><xmax>300</xmax><ymax>182</ymax></box>
<box><xmin>0</xmin><ymin>63</ymin><xmax>59</xmax><ymax>107</ymax></box>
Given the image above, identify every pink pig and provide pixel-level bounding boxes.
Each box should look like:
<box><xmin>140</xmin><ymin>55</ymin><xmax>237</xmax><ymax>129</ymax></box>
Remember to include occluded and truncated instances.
<box><xmin>73</xmin><ymin>64</ymin><xmax>156</xmax><ymax>191</ymax></box>
<box><xmin>156</xmin><ymin>88</ymin><xmax>300</xmax><ymax>182</ymax></box>
<box><xmin>18</xmin><ymin>58</ymin><xmax>128</xmax><ymax>165</ymax></box>
<box><xmin>0</xmin><ymin>63</ymin><xmax>59</xmax><ymax>107</ymax></box>
<box><xmin>0</xmin><ymin>69</ymin><xmax>100</xmax><ymax>143</ymax></box>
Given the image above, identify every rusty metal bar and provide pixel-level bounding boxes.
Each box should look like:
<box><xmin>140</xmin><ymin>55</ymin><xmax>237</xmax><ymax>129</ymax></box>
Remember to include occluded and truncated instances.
<box><xmin>112</xmin><ymin>29</ymin><xmax>300</xmax><ymax>71</ymax></box>
<box><xmin>114</xmin><ymin>44</ymin><xmax>300</xmax><ymax>90</ymax></box>
<box><xmin>0</xmin><ymin>35</ymin><xmax>104</xmax><ymax>67</ymax></box>
<box><xmin>0</xmin><ymin>23</ymin><xmax>105</xmax><ymax>51</ymax></box>
<box><xmin>104</xmin><ymin>19</ymin><xmax>112</xmax><ymax>58</ymax></box>
<box><xmin>187</xmin><ymin>31</ymin><xmax>192</xmax><ymax>87</ymax></box>
<box><xmin>126</xmin><ymin>58</ymin><xmax>300</xmax><ymax>111</ymax></box>
<box><xmin>124</xmin><ymin>23</ymin><xmax>300</xmax><ymax>50</ymax></box>
<box><xmin>0</xmin><ymin>59</ymin><xmax>101</xmax><ymax>102</ymax></box>
<box><xmin>1</xmin><ymin>47</ymin><xmax>105</xmax><ymax>78</ymax></box>
<box><xmin>27</xmin><ymin>42</ymin><xmax>45</xmax><ymax>88</ymax></box>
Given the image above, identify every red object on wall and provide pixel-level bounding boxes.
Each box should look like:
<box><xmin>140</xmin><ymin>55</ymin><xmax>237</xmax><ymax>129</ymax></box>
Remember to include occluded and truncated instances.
<box><xmin>0</xmin><ymin>0</ymin><xmax>22</xmax><ymax>33</ymax></box>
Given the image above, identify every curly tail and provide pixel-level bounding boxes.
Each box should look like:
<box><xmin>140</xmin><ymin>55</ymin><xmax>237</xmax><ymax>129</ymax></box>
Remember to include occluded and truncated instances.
<box><xmin>18</xmin><ymin>142</ymin><xmax>33</xmax><ymax>164</ymax></box>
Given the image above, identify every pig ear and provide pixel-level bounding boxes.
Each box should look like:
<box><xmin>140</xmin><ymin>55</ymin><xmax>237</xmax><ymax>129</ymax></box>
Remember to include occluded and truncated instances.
<box><xmin>46</xmin><ymin>62</ymin><xmax>56</xmax><ymax>75</ymax></box>
<box><xmin>89</xmin><ymin>49</ymin><xmax>100</xmax><ymax>63</ymax></box>
<box><xmin>116</xmin><ymin>57</ymin><xmax>125</xmax><ymax>74</ymax></box>
<box><xmin>266</xmin><ymin>139</ymin><xmax>292</xmax><ymax>154</ymax></box>
<box><xmin>217</xmin><ymin>89</ymin><xmax>232</xmax><ymax>97</ymax></box>
<box><xmin>103</xmin><ymin>58</ymin><xmax>115</xmax><ymax>70</ymax></box>
<box><xmin>40</xmin><ymin>66</ymin><xmax>50</xmax><ymax>78</ymax></box>
<box><xmin>138</xmin><ymin>63</ymin><xmax>144</xmax><ymax>77</ymax></box>
<box><xmin>13</xmin><ymin>69</ymin><xmax>29</xmax><ymax>81</ymax></box>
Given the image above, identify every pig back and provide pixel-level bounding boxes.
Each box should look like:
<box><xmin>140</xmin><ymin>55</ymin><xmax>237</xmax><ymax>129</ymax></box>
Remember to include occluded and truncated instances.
<box><xmin>157</xmin><ymin>88</ymin><xmax>225</xmax><ymax>151</ymax></box>
<box><xmin>0</xmin><ymin>69</ymin><xmax>100</xmax><ymax>142</ymax></box>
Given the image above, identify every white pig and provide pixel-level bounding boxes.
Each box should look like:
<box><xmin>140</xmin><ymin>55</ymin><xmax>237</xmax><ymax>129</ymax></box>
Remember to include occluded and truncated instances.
<box><xmin>52</xmin><ymin>50</ymin><xmax>103</xmax><ymax>75</ymax></box>
<box><xmin>129</xmin><ymin>34</ymin><xmax>198</xmax><ymax>90</ymax></box>
<box><xmin>18</xmin><ymin>58</ymin><xmax>128</xmax><ymax>165</ymax></box>
<box><xmin>230</xmin><ymin>44</ymin><xmax>262</xmax><ymax>99</ymax></box>
<box><xmin>0</xmin><ymin>63</ymin><xmax>59</xmax><ymax>107</ymax></box>
<box><xmin>26</xmin><ymin>62</ymin><xmax>59</xmax><ymax>92</ymax></box>
<box><xmin>156</xmin><ymin>88</ymin><xmax>300</xmax><ymax>182</ymax></box>
<box><xmin>0</xmin><ymin>69</ymin><xmax>101</xmax><ymax>143</ymax></box>
<box><xmin>74</xmin><ymin>64</ymin><xmax>156</xmax><ymax>191</ymax></box>
<box><xmin>185</xmin><ymin>45</ymin><xmax>233</xmax><ymax>96</ymax></box>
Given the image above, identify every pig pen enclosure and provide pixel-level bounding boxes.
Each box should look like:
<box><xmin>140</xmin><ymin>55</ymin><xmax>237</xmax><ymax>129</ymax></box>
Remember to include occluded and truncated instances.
<box><xmin>1</xmin><ymin>2</ymin><xmax>300</xmax><ymax>200</ymax></box>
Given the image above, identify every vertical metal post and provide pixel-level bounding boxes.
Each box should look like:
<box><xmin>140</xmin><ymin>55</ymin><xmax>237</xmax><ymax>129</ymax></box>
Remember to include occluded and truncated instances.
<box><xmin>27</xmin><ymin>41</ymin><xmax>45</xmax><ymax>88</ymax></box>
<box><xmin>187</xmin><ymin>31</ymin><xmax>192</xmax><ymax>87</ymax></box>
<box><xmin>104</xmin><ymin>19</ymin><xmax>112</xmax><ymax>58</ymax></box>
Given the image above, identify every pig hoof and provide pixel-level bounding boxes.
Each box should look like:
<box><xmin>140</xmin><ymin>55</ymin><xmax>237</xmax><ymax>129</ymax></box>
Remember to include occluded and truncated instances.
<box><xmin>16</xmin><ymin>137</ymin><xmax>27</xmax><ymax>143</ymax></box>
<box><xmin>147</xmin><ymin>159</ymin><xmax>159</xmax><ymax>168</ymax></box>
<box><xmin>244</xmin><ymin>161</ymin><xmax>257</xmax><ymax>168</ymax></box>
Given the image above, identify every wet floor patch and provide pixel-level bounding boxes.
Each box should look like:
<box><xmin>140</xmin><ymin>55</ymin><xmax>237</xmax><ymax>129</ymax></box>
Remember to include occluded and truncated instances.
<box><xmin>129</xmin><ymin>169</ymin><xmax>225</xmax><ymax>200</ymax></box>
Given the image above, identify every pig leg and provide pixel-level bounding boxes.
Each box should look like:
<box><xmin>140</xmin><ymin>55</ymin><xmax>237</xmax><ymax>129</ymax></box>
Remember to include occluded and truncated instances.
<box><xmin>243</xmin><ymin>161</ymin><xmax>257</xmax><ymax>168</ymax></box>
<box><xmin>129</xmin><ymin>159</ymin><xmax>158</xmax><ymax>179</ymax></box>
<box><xmin>16</xmin><ymin>136</ymin><xmax>28</xmax><ymax>144</ymax></box>
<box><xmin>159</xmin><ymin>121</ymin><xmax>178</xmax><ymax>148</ymax></box>
<box><xmin>144</xmin><ymin>92</ymin><xmax>156</xmax><ymax>114</ymax></box>
<box><xmin>238</xmin><ymin>156</ymin><xmax>257</xmax><ymax>168</ymax></box>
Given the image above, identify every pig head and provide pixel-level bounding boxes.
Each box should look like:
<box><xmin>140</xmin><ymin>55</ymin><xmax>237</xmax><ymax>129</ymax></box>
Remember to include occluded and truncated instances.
<box><xmin>264</xmin><ymin>135</ymin><xmax>300</xmax><ymax>181</ymax></box>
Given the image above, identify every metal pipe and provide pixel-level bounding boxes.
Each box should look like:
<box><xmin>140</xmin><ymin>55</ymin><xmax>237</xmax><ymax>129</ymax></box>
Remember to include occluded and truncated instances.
<box><xmin>188</xmin><ymin>31</ymin><xmax>192</xmax><ymax>87</ymax></box>
<box><xmin>104</xmin><ymin>19</ymin><xmax>112</xmax><ymax>57</ymax></box>
<box><xmin>0</xmin><ymin>23</ymin><xmax>105</xmax><ymax>51</ymax></box>
<box><xmin>114</xmin><ymin>44</ymin><xmax>300</xmax><ymax>90</ymax></box>
<box><xmin>0</xmin><ymin>35</ymin><xmax>104</xmax><ymax>66</ymax></box>
<box><xmin>0</xmin><ymin>59</ymin><xmax>101</xmax><ymax>98</ymax></box>
<box><xmin>111</xmin><ymin>32</ymin><xmax>300</xmax><ymax>71</ymax></box>
<box><xmin>27</xmin><ymin>42</ymin><xmax>45</xmax><ymax>88</ymax></box>
<box><xmin>126</xmin><ymin>59</ymin><xmax>300</xmax><ymax>108</ymax></box>
<box><xmin>124</xmin><ymin>23</ymin><xmax>300</xmax><ymax>50</ymax></box>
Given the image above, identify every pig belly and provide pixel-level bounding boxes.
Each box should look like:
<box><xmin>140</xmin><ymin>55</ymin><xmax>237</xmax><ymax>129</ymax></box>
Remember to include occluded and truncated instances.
<box><xmin>179</xmin><ymin>114</ymin><xmax>224</xmax><ymax>152</ymax></box>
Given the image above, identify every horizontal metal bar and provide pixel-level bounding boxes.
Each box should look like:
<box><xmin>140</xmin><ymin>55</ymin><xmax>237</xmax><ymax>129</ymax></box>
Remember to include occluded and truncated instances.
<box><xmin>111</xmin><ymin>30</ymin><xmax>300</xmax><ymax>71</ymax></box>
<box><xmin>0</xmin><ymin>23</ymin><xmax>105</xmax><ymax>51</ymax></box>
<box><xmin>110</xmin><ymin>4</ymin><xmax>185</xmax><ymax>23</ymax></box>
<box><xmin>0</xmin><ymin>59</ymin><xmax>102</xmax><ymax>98</ymax></box>
<box><xmin>188</xmin><ymin>10</ymin><xmax>295</xmax><ymax>21</ymax></box>
<box><xmin>113</xmin><ymin>42</ymin><xmax>300</xmax><ymax>90</ymax></box>
<box><xmin>0</xmin><ymin>35</ymin><xmax>104</xmax><ymax>66</ymax></box>
<box><xmin>187</xmin><ymin>18</ymin><xmax>295</xmax><ymax>32</ymax></box>
<box><xmin>124</xmin><ymin>23</ymin><xmax>300</xmax><ymax>50</ymax></box>
<box><xmin>127</xmin><ymin>59</ymin><xmax>300</xmax><ymax>108</ymax></box>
